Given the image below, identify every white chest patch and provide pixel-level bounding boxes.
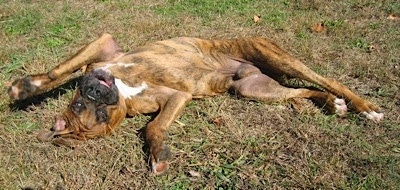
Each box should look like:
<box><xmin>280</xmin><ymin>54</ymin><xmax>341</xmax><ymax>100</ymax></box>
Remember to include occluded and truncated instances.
<box><xmin>115</xmin><ymin>79</ymin><xmax>148</xmax><ymax>98</ymax></box>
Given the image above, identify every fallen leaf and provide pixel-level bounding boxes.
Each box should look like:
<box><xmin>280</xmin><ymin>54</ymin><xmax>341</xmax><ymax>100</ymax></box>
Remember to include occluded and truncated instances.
<box><xmin>188</xmin><ymin>170</ymin><xmax>201</xmax><ymax>177</ymax></box>
<box><xmin>387</xmin><ymin>14</ymin><xmax>400</xmax><ymax>20</ymax></box>
<box><xmin>367</xmin><ymin>45</ymin><xmax>376</xmax><ymax>53</ymax></box>
<box><xmin>212</xmin><ymin>116</ymin><xmax>224</xmax><ymax>126</ymax></box>
<box><xmin>253</xmin><ymin>14</ymin><xmax>261</xmax><ymax>23</ymax></box>
<box><xmin>311</xmin><ymin>22</ymin><xmax>326</xmax><ymax>33</ymax></box>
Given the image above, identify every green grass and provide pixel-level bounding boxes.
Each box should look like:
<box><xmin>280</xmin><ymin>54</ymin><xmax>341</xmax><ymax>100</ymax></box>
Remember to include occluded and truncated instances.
<box><xmin>156</xmin><ymin>0</ymin><xmax>292</xmax><ymax>29</ymax></box>
<box><xmin>1</xmin><ymin>0</ymin><xmax>399</xmax><ymax>189</ymax></box>
<box><xmin>3</xmin><ymin>8</ymin><xmax>42</xmax><ymax>36</ymax></box>
<box><xmin>156</xmin><ymin>0</ymin><xmax>259</xmax><ymax>20</ymax></box>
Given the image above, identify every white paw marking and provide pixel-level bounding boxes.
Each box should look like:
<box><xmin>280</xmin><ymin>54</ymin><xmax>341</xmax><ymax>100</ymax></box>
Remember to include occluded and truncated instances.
<box><xmin>10</xmin><ymin>86</ymin><xmax>19</xmax><ymax>93</ymax></box>
<box><xmin>9</xmin><ymin>86</ymin><xmax>20</xmax><ymax>98</ymax></box>
<box><xmin>30</xmin><ymin>80</ymin><xmax>42</xmax><ymax>87</ymax></box>
<box><xmin>115</xmin><ymin>78</ymin><xmax>148</xmax><ymax>98</ymax></box>
<box><xmin>362</xmin><ymin>111</ymin><xmax>384</xmax><ymax>122</ymax></box>
<box><xmin>334</xmin><ymin>98</ymin><xmax>347</xmax><ymax>116</ymax></box>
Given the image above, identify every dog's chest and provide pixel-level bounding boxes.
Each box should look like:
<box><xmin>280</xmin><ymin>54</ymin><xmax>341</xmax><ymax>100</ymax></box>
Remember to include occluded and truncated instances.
<box><xmin>90</xmin><ymin>63</ymin><xmax>150</xmax><ymax>99</ymax></box>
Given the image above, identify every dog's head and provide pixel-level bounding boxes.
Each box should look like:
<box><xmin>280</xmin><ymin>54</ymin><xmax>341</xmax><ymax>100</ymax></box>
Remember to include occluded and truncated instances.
<box><xmin>38</xmin><ymin>69</ymin><xmax>127</xmax><ymax>147</ymax></box>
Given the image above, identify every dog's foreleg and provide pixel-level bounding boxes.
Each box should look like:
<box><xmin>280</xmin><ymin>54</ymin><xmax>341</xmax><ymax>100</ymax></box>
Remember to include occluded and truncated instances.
<box><xmin>144</xmin><ymin>87</ymin><xmax>192</xmax><ymax>175</ymax></box>
<box><xmin>47</xmin><ymin>33</ymin><xmax>124</xmax><ymax>79</ymax></box>
<box><xmin>8</xmin><ymin>33</ymin><xmax>124</xmax><ymax>100</ymax></box>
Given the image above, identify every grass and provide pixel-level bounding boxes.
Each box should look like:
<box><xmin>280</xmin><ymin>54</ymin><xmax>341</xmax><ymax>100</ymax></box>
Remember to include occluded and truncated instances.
<box><xmin>1</xmin><ymin>0</ymin><xmax>399</xmax><ymax>189</ymax></box>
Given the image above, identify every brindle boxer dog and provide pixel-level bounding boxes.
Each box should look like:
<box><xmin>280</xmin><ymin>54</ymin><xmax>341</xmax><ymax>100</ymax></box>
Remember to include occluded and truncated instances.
<box><xmin>8</xmin><ymin>33</ymin><xmax>384</xmax><ymax>175</ymax></box>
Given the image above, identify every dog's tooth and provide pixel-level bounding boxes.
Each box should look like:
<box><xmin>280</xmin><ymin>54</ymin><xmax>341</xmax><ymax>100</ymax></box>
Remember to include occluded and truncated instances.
<box><xmin>87</xmin><ymin>95</ymin><xmax>96</xmax><ymax>100</ymax></box>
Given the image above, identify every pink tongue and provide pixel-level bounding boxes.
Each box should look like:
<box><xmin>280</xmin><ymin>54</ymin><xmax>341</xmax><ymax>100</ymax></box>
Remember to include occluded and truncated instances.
<box><xmin>99</xmin><ymin>80</ymin><xmax>110</xmax><ymax>88</ymax></box>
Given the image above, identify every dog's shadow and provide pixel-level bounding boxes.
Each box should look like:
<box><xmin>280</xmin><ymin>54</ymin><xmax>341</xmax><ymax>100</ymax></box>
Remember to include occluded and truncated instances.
<box><xmin>8</xmin><ymin>77</ymin><xmax>82</xmax><ymax>111</ymax></box>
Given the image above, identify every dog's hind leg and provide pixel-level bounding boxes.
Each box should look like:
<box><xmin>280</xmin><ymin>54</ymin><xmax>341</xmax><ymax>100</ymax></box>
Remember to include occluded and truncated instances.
<box><xmin>211</xmin><ymin>38</ymin><xmax>383</xmax><ymax>121</ymax></box>
<box><xmin>231</xmin><ymin>64</ymin><xmax>348</xmax><ymax>116</ymax></box>
<box><xmin>8</xmin><ymin>33</ymin><xmax>124</xmax><ymax>100</ymax></box>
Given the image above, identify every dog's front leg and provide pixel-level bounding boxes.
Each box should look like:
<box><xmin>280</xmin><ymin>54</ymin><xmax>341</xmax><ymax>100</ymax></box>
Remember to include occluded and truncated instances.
<box><xmin>145</xmin><ymin>89</ymin><xmax>192</xmax><ymax>175</ymax></box>
<box><xmin>8</xmin><ymin>33</ymin><xmax>124</xmax><ymax>100</ymax></box>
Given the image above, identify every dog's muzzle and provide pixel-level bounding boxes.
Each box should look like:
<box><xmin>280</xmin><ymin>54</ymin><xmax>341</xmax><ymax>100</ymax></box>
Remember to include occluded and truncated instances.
<box><xmin>80</xmin><ymin>69</ymin><xmax>119</xmax><ymax>105</ymax></box>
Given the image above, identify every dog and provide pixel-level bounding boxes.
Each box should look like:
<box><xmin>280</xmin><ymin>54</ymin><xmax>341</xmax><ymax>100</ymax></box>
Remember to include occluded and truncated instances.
<box><xmin>7</xmin><ymin>33</ymin><xmax>383</xmax><ymax>175</ymax></box>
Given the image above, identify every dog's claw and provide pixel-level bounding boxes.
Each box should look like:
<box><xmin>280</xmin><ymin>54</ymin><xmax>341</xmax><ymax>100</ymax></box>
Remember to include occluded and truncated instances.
<box><xmin>150</xmin><ymin>144</ymin><xmax>172</xmax><ymax>175</ymax></box>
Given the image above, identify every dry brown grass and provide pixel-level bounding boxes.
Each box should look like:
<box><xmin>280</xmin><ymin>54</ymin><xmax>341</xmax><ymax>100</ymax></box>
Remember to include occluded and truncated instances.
<box><xmin>1</xmin><ymin>0</ymin><xmax>399</xmax><ymax>189</ymax></box>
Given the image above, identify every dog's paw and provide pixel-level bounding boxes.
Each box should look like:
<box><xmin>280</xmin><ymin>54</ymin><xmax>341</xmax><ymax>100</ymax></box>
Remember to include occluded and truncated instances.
<box><xmin>152</xmin><ymin>161</ymin><xmax>169</xmax><ymax>176</ymax></box>
<box><xmin>352</xmin><ymin>99</ymin><xmax>384</xmax><ymax>122</ymax></box>
<box><xmin>150</xmin><ymin>144</ymin><xmax>172</xmax><ymax>176</ymax></box>
<box><xmin>334</xmin><ymin>98</ymin><xmax>348</xmax><ymax>116</ymax></box>
<box><xmin>362</xmin><ymin>111</ymin><xmax>384</xmax><ymax>123</ymax></box>
<box><xmin>8</xmin><ymin>76</ymin><xmax>41</xmax><ymax>100</ymax></box>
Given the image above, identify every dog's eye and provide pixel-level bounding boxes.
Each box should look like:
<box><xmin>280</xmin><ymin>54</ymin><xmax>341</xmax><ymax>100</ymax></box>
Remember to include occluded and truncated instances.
<box><xmin>72</xmin><ymin>101</ymin><xmax>84</xmax><ymax>112</ymax></box>
<box><xmin>73</xmin><ymin>102</ymin><xmax>82</xmax><ymax>108</ymax></box>
<box><xmin>96</xmin><ymin>109</ymin><xmax>108</xmax><ymax>123</ymax></box>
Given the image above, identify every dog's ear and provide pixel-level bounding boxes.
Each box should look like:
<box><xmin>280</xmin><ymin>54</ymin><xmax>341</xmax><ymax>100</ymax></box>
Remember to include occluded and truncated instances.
<box><xmin>36</xmin><ymin>115</ymin><xmax>66</xmax><ymax>142</ymax></box>
<box><xmin>54</xmin><ymin>114</ymin><xmax>67</xmax><ymax>131</ymax></box>
<box><xmin>37</xmin><ymin>130</ymin><xmax>56</xmax><ymax>142</ymax></box>
<box><xmin>53</xmin><ymin>137</ymin><xmax>82</xmax><ymax>148</ymax></box>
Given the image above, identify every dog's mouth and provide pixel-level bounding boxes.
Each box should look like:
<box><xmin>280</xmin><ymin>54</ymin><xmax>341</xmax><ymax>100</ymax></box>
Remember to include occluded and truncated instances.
<box><xmin>91</xmin><ymin>69</ymin><xmax>115</xmax><ymax>88</ymax></box>
<box><xmin>94</xmin><ymin>73</ymin><xmax>114</xmax><ymax>89</ymax></box>
<box><xmin>99</xmin><ymin>79</ymin><xmax>111</xmax><ymax>88</ymax></box>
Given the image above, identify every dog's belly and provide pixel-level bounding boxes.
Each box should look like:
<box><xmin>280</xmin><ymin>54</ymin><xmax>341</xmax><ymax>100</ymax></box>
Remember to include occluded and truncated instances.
<box><xmin>93</xmin><ymin>38</ymin><xmax>240</xmax><ymax>97</ymax></box>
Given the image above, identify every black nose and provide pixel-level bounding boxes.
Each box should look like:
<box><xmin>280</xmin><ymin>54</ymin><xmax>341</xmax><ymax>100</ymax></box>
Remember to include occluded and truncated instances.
<box><xmin>86</xmin><ymin>86</ymin><xmax>103</xmax><ymax>101</ymax></box>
